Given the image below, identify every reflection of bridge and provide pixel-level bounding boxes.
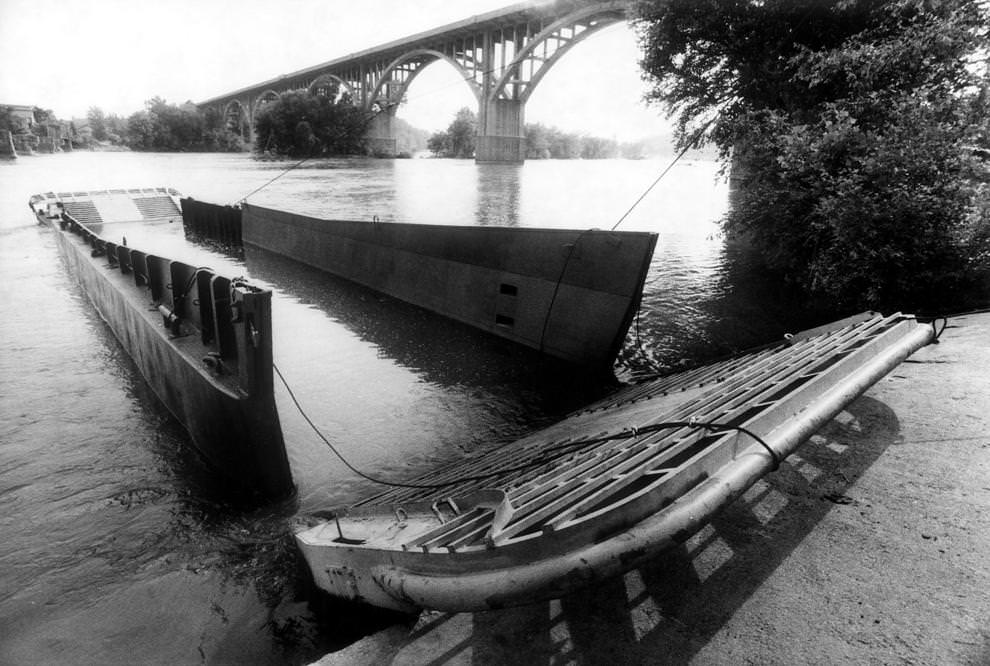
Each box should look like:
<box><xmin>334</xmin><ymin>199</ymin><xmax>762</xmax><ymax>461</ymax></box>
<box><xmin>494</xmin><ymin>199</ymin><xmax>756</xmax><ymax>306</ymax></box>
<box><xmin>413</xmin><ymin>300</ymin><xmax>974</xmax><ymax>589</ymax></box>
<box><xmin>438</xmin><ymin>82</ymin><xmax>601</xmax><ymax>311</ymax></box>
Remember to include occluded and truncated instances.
<box><xmin>197</xmin><ymin>0</ymin><xmax>629</xmax><ymax>162</ymax></box>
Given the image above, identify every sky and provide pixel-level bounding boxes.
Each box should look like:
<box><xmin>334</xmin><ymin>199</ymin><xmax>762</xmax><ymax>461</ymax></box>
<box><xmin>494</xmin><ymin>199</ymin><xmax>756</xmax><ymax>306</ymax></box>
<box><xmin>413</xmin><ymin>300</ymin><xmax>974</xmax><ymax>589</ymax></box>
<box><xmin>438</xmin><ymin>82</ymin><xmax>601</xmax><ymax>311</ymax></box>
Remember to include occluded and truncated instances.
<box><xmin>0</xmin><ymin>0</ymin><xmax>673</xmax><ymax>140</ymax></box>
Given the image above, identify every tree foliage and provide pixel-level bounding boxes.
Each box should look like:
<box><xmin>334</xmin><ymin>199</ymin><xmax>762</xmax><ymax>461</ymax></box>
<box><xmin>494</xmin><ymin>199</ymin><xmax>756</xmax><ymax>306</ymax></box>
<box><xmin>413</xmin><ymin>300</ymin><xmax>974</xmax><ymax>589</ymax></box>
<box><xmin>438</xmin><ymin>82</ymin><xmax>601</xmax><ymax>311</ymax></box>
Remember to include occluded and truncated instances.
<box><xmin>428</xmin><ymin>112</ymin><xmax>628</xmax><ymax>160</ymax></box>
<box><xmin>253</xmin><ymin>89</ymin><xmax>370</xmax><ymax>157</ymax></box>
<box><xmin>428</xmin><ymin>107</ymin><xmax>478</xmax><ymax>158</ymax></box>
<box><xmin>636</xmin><ymin>0</ymin><xmax>990</xmax><ymax>309</ymax></box>
<box><xmin>87</xmin><ymin>106</ymin><xmax>108</xmax><ymax>141</ymax></box>
<box><xmin>124</xmin><ymin>98</ymin><xmax>245</xmax><ymax>152</ymax></box>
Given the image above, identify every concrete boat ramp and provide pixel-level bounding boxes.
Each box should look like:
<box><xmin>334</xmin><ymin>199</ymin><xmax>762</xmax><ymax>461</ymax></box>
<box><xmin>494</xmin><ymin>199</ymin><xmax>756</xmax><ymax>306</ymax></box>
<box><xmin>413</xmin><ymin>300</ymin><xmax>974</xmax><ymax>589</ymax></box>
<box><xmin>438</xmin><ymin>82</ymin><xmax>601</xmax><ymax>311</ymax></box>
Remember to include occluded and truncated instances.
<box><xmin>311</xmin><ymin>311</ymin><xmax>989</xmax><ymax>664</ymax></box>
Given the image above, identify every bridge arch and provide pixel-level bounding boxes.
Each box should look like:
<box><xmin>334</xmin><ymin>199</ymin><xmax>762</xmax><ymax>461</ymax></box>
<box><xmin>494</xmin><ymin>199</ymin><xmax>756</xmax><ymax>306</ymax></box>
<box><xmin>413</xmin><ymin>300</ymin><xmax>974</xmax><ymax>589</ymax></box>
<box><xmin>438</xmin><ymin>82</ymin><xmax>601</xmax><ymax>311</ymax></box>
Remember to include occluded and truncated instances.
<box><xmin>252</xmin><ymin>90</ymin><xmax>281</xmax><ymax>119</ymax></box>
<box><xmin>198</xmin><ymin>1</ymin><xmax>636</xmax><ymax>161</ymax></box>
<box><xmin>223</xmin><ymin>100</ymin><xmax>249</xmax><ymax>137</ymax></box>
<box><xmin>369</xmin><ymin>49</ymin><xmax>482</xmax><ymax>113</ymax></box>
<box><xmin>308</xmin><ymin>74</ymin><xmax>354</xmax><ymax>103</ymax></box>
<box><xmin>490</xmin><ymin>4</ymin><xmax>626</xmax><ymax>104</ymax></box>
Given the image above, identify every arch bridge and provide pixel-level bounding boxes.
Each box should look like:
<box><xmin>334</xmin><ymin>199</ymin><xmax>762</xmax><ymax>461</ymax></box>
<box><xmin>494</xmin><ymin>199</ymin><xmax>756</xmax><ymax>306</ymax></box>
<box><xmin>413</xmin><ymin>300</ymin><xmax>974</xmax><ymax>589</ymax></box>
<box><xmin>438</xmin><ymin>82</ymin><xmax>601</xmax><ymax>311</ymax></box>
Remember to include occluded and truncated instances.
<box><xmin>197</xmin><ymin>0</ymin><xmax>630</xmax><ymax>162</ymax></box>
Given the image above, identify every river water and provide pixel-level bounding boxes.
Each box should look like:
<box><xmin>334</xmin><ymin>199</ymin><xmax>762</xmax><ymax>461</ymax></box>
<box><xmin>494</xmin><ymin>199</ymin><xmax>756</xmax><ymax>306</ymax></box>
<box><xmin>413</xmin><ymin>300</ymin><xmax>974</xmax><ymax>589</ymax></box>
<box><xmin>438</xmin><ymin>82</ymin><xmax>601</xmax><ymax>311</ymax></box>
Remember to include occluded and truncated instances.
<box><xmin>0</xmin><ymin>152</ymin><xmax>825</xmax><ymax>664</ymax></box>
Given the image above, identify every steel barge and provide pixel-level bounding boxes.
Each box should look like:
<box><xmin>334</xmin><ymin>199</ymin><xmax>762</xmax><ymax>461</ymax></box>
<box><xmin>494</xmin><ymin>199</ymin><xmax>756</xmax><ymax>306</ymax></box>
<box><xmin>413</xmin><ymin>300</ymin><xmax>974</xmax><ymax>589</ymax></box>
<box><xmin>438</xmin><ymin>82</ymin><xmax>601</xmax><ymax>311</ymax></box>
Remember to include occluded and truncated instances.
<box><xmin>30</xmin><ymin>189</ymin><xmax>294</xmax><ymax>500</ymax></box>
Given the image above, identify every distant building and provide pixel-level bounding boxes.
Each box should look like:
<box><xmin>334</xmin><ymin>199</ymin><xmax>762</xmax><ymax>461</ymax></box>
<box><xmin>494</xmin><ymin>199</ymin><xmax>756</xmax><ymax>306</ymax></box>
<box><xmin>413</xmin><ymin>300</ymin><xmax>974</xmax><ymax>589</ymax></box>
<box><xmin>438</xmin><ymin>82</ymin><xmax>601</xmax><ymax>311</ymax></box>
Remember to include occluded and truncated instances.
<box><xmin>1</xmin><ymin>104</ymin><xmax>36</xmax><ymax>132</ymax></box>
<box><xmin>1</xmin><ymin>104</ymin><xmax>73</xmax><ymax>153</ymax></box>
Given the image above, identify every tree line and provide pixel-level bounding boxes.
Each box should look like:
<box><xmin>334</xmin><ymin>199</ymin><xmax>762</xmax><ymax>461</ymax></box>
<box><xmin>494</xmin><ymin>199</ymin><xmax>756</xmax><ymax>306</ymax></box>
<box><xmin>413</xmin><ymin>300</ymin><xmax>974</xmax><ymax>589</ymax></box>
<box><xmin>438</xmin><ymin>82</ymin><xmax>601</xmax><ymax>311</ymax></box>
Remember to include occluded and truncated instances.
<box><xmin>426</xmin><ymin>108</ymin><xmax>649</xmax><ymax>159</ymax></box>
<box><xmin>8</xmin><ymin>99</ymin><xmax>253</xmax><ymax>152</ymax></box>
<box><xmin>95</xmin><ymin>90</ymin><xmax>425</xmax><ymax>157</ymax></box>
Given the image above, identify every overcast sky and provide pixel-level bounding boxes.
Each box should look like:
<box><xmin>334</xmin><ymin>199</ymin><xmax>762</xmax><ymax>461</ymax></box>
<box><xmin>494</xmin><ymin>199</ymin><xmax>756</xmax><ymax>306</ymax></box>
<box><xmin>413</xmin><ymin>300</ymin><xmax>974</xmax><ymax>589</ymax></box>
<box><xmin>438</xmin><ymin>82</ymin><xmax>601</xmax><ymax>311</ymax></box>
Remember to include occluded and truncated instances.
<box><xmin>0</xmin><ymin>0</ymin><xmax>672</xmax><ymax>140</ymax></box>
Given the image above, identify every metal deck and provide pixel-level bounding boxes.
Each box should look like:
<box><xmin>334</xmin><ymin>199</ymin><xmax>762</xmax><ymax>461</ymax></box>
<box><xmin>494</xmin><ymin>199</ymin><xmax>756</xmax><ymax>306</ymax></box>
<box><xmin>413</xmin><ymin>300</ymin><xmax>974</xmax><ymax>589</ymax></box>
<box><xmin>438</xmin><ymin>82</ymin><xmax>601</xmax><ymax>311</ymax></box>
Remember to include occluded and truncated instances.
<box><xmin>352</xmin><ymin>312</ymin><xmax>931</xmax><ymax>553</ymax></box>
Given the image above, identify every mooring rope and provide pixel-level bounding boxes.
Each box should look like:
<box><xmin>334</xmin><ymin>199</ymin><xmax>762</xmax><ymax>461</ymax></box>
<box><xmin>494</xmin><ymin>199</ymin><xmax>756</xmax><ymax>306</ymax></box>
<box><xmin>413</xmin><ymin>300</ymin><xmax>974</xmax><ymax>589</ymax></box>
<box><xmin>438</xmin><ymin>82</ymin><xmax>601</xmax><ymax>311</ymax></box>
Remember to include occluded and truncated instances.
<box><xmin>273</xmin><ymin>362</ymin><xmax>780</xmax><ymax>490</ymax></box>
<box><xmin>609</xmin><ymin>116</ymin><xmax>718</xmax><ymax>231</ymax></box>
<box><xmin>235</xmin><ymin>156</ymin><xmax>313</xmax><ymax>205</ymax></box>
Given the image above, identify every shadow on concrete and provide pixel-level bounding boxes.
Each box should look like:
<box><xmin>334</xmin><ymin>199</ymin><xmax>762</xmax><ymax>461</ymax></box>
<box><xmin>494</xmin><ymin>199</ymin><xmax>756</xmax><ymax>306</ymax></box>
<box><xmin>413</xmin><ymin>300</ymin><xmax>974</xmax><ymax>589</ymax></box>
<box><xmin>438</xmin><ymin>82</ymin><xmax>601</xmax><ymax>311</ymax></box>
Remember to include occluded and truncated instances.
<box><xmin>375</xmin><ymin>395</ymin><xmax>902</xmax><ymax>665</ymax></box>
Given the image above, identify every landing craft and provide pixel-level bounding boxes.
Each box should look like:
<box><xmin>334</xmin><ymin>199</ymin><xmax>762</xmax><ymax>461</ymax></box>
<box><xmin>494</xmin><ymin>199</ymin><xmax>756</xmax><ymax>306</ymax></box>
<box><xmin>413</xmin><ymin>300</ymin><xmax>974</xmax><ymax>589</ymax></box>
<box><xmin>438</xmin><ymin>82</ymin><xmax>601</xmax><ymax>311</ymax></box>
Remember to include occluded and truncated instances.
<box><xmin>30</xmin><ymin>189</ymin><xmax>294</xmax><ymax>501</ymax></box>
<box><xmin>294</xmin><ymin>312</ymin><xmax>934</xmax><ymax>612</ymax></box>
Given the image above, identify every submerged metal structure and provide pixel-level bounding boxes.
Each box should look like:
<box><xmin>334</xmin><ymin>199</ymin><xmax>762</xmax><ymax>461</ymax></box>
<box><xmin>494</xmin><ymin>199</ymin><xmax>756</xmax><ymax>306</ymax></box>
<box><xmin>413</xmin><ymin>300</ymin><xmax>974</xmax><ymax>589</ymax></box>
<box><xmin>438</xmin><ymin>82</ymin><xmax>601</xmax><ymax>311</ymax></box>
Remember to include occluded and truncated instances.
<box><xmin>30</xmin><ymin>189</ymin><xmax>294</xmax><ymax>501</ymax></box>
<box><xmin>240</xmin><ymin>202</ymin><xmax>657</xmax><ymax>370</ymax></box>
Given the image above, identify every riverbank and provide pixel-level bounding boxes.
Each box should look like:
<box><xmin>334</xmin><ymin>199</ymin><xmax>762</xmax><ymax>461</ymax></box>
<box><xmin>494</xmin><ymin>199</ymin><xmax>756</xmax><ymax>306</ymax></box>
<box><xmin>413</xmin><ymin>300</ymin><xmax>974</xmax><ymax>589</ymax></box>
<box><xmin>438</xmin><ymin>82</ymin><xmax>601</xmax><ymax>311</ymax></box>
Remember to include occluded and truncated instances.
<box><xmin>313</xmin><ymin>311</ymin><xmax>990</xmax><ymax>665</ymax></box>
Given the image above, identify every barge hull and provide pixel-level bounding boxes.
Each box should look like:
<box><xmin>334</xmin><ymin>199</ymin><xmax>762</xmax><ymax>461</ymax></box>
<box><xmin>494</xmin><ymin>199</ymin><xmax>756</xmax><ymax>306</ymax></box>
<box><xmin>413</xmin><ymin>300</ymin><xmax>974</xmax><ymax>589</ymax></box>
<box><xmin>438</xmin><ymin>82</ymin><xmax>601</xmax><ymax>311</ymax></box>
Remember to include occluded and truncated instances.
<box><xmin>37</xmin><ymin>191</ymin><xmax>293</xmax><ymax>501</ymax></box>
<box><xmin>241</xmin><ymin>203</ymin><xmax>657</xmax><ymax>370</ymax></box>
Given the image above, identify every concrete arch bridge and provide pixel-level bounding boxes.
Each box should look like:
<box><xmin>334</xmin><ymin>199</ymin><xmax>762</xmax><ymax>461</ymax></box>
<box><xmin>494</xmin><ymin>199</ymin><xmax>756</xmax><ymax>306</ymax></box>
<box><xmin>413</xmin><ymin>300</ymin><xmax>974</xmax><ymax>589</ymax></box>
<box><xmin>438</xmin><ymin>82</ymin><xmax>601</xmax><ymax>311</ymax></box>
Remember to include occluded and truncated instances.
<box><xmin>197</xmin><ymin>0</ymin><xmax>630</xmax><ymax>162</ymax></box>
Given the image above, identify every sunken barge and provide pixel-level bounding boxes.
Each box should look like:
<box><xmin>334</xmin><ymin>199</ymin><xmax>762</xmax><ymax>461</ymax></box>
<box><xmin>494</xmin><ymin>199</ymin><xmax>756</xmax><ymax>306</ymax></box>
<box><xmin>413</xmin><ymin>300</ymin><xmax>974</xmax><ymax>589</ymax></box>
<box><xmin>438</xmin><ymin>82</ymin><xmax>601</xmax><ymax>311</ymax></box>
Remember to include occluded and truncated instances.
<box><xmin>187</xmin><ymin>199</ymin><xmax>659</xmax><ymax>369</ymax></box>
<box><xmin>30</xmin><ymin>189</ymin><xmax>293</xmax><ymax>500</ymax></box>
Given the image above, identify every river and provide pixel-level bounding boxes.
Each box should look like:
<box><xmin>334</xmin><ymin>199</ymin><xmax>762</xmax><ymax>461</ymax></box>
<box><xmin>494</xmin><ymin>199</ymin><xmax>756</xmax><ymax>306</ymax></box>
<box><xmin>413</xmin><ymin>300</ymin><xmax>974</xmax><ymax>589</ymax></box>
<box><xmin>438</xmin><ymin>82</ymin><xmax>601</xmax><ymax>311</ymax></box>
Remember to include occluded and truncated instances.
<box><xmin>0</xmin><ymin>151</ymin><xmax>826</xmax><ymax>664</ymax></box>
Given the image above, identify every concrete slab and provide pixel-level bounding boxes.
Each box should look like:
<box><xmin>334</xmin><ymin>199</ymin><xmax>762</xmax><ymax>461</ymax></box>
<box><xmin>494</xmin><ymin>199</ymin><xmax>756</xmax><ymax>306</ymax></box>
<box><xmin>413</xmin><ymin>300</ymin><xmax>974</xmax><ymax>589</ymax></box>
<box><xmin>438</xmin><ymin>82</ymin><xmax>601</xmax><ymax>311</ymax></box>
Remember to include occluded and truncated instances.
<box><xmin>311</xmin><ymin>312</ymin><xmax>990</xmax><ymax>665</ymax></box>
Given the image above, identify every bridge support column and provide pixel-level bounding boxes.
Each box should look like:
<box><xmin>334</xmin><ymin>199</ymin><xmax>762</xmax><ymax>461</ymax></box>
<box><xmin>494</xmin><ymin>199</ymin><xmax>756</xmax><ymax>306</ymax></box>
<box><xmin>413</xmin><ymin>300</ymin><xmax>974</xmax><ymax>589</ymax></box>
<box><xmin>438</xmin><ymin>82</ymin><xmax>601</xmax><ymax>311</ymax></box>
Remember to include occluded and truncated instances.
<box><xmin>366</xmin><ymin>112</ymin><xmax>397</xmax><ymax>157</ymax></box>
<box><xmin>476</xmin><ymin>99</ymin><xmax>526</xmax><ymax>163</ymax></box>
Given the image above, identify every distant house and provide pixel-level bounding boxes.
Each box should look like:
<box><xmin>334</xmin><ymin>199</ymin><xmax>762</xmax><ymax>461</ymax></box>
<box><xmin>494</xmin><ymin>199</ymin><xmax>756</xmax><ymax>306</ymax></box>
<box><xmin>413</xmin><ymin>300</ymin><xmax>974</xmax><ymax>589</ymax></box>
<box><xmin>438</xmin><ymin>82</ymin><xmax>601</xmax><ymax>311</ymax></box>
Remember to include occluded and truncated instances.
<box><xmin>1</xmin><ymin>104</ymin><xmax>36</xmax><ymax>132</ymax></box>
<box><xmin>0</xmin><ymin>105</ymin><xmax>75</xmax><ymax>153</ymax></box>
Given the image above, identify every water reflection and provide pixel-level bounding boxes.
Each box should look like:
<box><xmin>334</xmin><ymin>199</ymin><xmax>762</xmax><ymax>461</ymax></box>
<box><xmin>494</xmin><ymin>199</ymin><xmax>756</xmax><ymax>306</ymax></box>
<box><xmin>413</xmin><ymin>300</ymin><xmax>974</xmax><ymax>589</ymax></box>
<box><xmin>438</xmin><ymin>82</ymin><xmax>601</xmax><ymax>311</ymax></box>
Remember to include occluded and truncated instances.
<box><xmin>476</xmin><ymin>163</ymin><xmax>522</xmax><ymax>226</ymax></box>
<box><xmin>243</xmin><ymin>245</ymin><xmax>614</xmax><ymax>509</ymax></box>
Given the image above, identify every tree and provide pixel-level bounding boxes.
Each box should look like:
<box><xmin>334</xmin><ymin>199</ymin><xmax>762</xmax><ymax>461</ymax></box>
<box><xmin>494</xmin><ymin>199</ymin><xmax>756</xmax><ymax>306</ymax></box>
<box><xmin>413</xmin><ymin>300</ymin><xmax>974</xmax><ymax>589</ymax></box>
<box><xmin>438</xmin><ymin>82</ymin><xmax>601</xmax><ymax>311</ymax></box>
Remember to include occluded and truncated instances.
<box><xmin>124</xmin><ymin>98</ymin><xmax>244</xmax><ymax>152</ymax></box>
<box><xmin>447</xmin><ymin>107</ymin><xmax>477</xmax><ymax>158</ymax></box>
<box><xmin>424</xmin><ymin>108</ymin><xmax>477</xmax><ymax>158</ymax></box>
<box><xmin>581</xmin><ymin>135</ymin><xmax>618</xmax><ymax>159</ymax></box>
<box><xmin>636</xmin><ymin>0</ymin><xmax>990</xmax><ymax>309</ymax></box>
<box><xmin>427</xmin><ymin>130</ymin><xmax>451</xmax><ymax>157</ymax></box>
<box><xmin>126</xmin><ymin>111</ymin><xmax>156</xmax><ymax>150</ymax></box>
<box><xmin>525</xmin><ymin>123</ymin><xmax>551</xmax><ymax>159</ymax></box>
<box><xmin>87</xmin><ymin>106</ymin><xmax>108</xmax><ymax>141</ymax></box>
<box><xmin>253</xmin><ymin>89</ymin><xmax>370</xmax><ymax>157</ymax></box>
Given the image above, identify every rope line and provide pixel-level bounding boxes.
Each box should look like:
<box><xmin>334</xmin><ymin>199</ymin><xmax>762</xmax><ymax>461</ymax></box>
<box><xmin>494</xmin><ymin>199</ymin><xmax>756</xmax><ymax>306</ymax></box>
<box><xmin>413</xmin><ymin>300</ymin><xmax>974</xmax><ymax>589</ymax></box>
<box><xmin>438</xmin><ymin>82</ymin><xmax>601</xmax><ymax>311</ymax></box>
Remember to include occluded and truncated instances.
<box><xmin>235</xmin><ymin>156</ymin><xmax>313</xmax><ymax>205</ymax></box>
<box><xmin>609</xmin><ymin>116</ymin><xmax>718</xmax><ymax>231</ymax></box>
<box><xmin>274</xmin><ymin>363</ymin><xmax>781</xmax><ymax>490</ymax></box>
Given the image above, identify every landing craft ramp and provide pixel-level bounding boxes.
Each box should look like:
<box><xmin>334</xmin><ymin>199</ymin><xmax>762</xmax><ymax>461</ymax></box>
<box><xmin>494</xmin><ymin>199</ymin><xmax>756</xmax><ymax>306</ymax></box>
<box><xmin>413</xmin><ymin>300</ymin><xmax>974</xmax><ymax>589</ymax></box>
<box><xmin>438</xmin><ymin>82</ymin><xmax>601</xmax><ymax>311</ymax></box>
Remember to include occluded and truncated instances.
<box><xmin>39</xmin><ymin>188</ymin><xmax>183</xmax><ymax>225</ymax></box>
<box><xmin>296</xmin><ymin>311</ymin><xmax>935</xmax><ymax>612</ymax></box>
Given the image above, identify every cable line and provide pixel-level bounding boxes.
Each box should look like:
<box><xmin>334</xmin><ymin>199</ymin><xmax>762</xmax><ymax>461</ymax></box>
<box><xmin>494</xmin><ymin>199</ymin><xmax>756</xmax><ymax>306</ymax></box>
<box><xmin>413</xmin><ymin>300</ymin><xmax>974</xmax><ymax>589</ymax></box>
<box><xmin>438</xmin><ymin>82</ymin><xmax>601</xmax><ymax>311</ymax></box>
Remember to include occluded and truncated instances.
<box><xmin>273</xmin><ymin>363</ymin><xmax>780</xmax><ymax>491</ymax></box>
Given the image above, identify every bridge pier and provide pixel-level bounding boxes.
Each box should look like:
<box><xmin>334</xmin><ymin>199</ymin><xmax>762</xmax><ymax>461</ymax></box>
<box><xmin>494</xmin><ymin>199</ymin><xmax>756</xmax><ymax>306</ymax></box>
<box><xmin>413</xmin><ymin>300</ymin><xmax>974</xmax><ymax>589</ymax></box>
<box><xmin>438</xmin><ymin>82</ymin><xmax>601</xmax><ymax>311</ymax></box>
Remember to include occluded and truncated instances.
<box><xmin>476</xmin><ymin>99</ymin><xmax>526</xmax><ymax>163</ymax></box>
<box><xmin>366</xmin><ymin>112</ymin><xmax>397</xmax><ymax>157</ymax></box>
